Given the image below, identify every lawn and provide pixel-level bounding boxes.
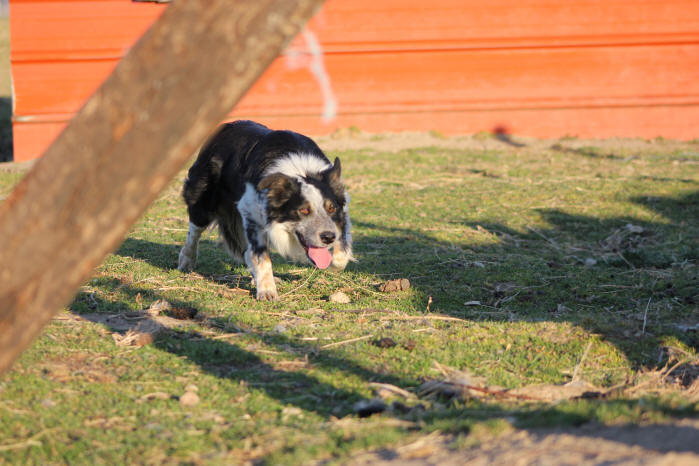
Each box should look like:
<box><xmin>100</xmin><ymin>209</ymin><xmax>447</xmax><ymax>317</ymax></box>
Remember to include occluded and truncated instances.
<box><xmin>0</xmin><ymin>132</ymin><xmax>697</xmax><ymax>464</ymax></box>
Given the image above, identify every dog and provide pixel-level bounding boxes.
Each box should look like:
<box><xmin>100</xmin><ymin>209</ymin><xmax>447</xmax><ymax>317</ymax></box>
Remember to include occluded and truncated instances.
<box><xmin>177</xmin><ymin>120</ymin><xmax>354</xmax><ymax>300</ymax></box>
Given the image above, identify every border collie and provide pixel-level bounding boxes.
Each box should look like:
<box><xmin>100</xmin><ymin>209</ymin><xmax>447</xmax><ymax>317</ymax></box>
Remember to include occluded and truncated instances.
<box><xmin>177</xmin><ymin>120</ymin><xmax>354</xmax><ymax>300</ymax></box>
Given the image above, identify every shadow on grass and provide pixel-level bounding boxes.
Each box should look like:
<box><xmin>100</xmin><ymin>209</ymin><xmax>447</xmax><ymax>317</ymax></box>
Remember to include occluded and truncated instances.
<box><xmin>66</xmin><ymin>185</ymin><xmax>699</xmax><ymax>458</ymax></box>
<box><xmin>70</xmin><ymin>280</ymin><xmax>411</xmax><ymax>419</ymax></box>
<box><xmin>354</xmin><ymin>189</ymin><xmax>698</xmax><ymax>366</ymax></box>
<box><xmin>68</xmin><ymin>282</ymin><xmax>699</xmax><ymax>454</ymax></box>
<box><xmin>113</xmin><ymin>190</ymin><xmax>697</xmax><ymax>371</ymax></box>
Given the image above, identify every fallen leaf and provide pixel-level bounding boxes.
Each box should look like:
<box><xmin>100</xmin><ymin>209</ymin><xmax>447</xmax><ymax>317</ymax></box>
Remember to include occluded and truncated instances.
<box><xmin>146</xmin><ymin>299</ymin><xmax>171</xmax><ymax>317</ymax></box>
<box><xmin>169</xmin><ymin>306</ymin><xmax>198</xmax><ymax>320</ymax></box>
<box><xmin>402</xmin><ymin>340</ymin><xmax>417</xmax><ymax>352</ymax></box>
<box><xmin>509</xmin><ymin>380</ymin><xmax>602</xmax><ymax>402</ymax></box>
<box><xmin>374</xmin><ymin>337</ymin><xmax>397</xmax><ymax>349</ymax></box>
<box><xmin>379</xmin><ymin>278</ymin><xmax>410</xmax><ymax>293</ymax></box>
<box><xmin>112</xmin><ymin>329</ymin><xmax>157</xmax><ymax>347</ymax></box>
<box><xmin>218</xmin><ymin>287</ymin><xmax>250</xmax><ymax>298</ymax></box>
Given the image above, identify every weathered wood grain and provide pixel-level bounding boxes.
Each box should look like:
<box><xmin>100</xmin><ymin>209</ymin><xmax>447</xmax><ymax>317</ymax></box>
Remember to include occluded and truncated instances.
<box><xmin>0</xmin><ymin>0</ymin><xmax>325</xmax><ymax>374</ymax></box>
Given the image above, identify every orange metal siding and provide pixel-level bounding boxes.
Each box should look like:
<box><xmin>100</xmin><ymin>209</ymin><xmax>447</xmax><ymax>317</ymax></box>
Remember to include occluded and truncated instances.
<box><xmin>10</xmin><ymin>0</ymin><xmax>699</xmax><ymax>161</ymax></box>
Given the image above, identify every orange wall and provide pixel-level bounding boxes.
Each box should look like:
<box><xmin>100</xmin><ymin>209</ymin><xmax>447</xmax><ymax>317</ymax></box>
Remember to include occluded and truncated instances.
<box><xmin>10</xmin><ymin>0</ymin><xmax>699</xmax><ymax>161</ymax></box>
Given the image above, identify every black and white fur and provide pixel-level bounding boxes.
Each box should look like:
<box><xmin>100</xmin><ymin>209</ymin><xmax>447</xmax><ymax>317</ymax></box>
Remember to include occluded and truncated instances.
<box><xmin>178</xmin><ymin>120</ymin><xmax>353</xmax><ymax>300</ymax></box>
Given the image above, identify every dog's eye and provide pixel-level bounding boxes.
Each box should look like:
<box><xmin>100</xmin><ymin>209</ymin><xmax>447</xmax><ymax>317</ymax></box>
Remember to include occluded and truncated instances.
<box><xmin>326</xmin><ymin>204</ymin><xmax>336</xmax><ymax>214</ymax></box>
<box><xmin>299</xmin><ymin>207</ymin><xmax>311</xmax><ymax>216</ymax></box>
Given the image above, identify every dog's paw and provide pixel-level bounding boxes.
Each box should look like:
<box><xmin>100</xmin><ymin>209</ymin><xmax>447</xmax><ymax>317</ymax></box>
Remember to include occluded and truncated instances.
<box><xmin>329</xmin><ymin>249</ymin><xmax>352</xmax><ymax>272</ymax></box>
<box><xmin>256</xmin><ymin>288</ymin><xmax>279</xmax><ymax>301</ymax></box>
<box><xmin>177</xmin><ymin>250</ymin><xmax>196</xmax><ymax>272</ymax></box>
<box><xmin>328</xmin><ymin>262</ymin><xmax>346</xmax><ymax>272</ymax></box>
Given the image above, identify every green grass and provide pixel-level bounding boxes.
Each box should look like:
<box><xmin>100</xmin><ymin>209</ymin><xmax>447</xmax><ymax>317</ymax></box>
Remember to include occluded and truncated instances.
<box><xmin>0</xmin><ymin>138</ymin><xmax>697</xmax><ymax>463</ymax></box>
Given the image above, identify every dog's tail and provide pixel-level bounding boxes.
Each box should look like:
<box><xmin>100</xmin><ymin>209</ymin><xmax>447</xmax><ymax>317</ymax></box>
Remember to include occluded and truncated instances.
<box><xmin>181</xmin><ymin>129</ymin><xmax>227</xmax><ymax>227</ymax></box>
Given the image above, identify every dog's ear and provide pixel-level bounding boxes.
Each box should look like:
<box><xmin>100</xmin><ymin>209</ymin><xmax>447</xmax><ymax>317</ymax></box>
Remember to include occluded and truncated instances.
<box><xmin>258</xmin><ymin>173</ymin><xmax>299</xmax><ymax>209</ymax></box>
<box><xmin>327</xmin><ymin>157</ymin><xmax>341</xmax><ymax>184</ymax></box>
<box><xmin>325</xmin><ymin>157</ymin><xmax>344</xmax><ymax>198</ymax></box>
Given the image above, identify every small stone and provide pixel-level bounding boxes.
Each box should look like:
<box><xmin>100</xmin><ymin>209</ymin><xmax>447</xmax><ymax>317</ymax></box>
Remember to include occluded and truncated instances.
<box><xmin>185</xmin><ymin>384</ymin><xmax>199</xmax><ymax>393</ymax></box>
<box><xmin>329</xmin><ymin>291</ymin><xmax>351</xmax><ymax>303</ymax></box>
<box><xmin>179</xmin><ymin>391</ymin><xmax>200</xmax><ymax>407</ymax></box>
<box><xmin>584</xmin><ymin>258</ymin><xmax>597</xmax><ymax>267</ymax></box>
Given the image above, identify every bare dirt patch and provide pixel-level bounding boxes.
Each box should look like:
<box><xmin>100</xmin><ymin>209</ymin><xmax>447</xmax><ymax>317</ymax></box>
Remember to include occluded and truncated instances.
<box><xmin>344</xmin><ymin>419</ymin><xmax>699</xmax><ymax>466</ymax></box>
<box><xmin>318</xmin><ymin>130</ymin><xmax>699</xmax><ymax>156</ymax></box>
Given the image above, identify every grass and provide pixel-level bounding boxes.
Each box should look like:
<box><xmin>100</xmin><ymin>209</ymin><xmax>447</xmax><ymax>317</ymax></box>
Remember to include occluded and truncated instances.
<box><xmin>0</xmin><ymin>136</ymin><xmax>697</xmax><ymax>464</ymax></box>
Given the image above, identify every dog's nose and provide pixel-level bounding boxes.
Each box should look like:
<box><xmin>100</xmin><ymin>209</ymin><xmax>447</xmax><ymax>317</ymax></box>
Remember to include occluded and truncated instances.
<box><xmin>319</xmin><ymin>231</ymin><xmax>336</xmax><ymax>244</ymax></box>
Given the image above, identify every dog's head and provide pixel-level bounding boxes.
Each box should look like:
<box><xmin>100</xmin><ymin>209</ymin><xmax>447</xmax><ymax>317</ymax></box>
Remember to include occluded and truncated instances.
<box><xmin>258</xmin><ymin>157</ymin><xmax>347</xmax><ymax>269</ymax></box>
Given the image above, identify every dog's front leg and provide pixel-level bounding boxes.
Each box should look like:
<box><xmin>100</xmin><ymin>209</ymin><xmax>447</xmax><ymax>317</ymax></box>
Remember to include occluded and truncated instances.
<box><xmin>330</xmin><ymin>242</ymin><xmax>353</xmax><ymax>272</ymax></box>
<box><xmin>245</xmin><ymin>248</ymin><xmax>278</xmax><ymax>300</ymax></box>
<box><xmin>243</xmin><ymin>225</ymin><xmax>278</xmax><ymax>301</ymax></box>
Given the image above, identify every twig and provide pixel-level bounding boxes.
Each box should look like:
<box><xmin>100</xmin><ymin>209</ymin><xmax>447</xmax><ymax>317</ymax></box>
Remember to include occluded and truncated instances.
<box><xmin>326</xmin><ymin>308</ymin><xmax>396</xmax><ymax>315</ymax></box>
<box><xmin>280</xmin><ymin>269</ymin><xmax>318</xmax><ymax>297</ymax></box>
<box><xmin>320</xmin><ymin>334</ymin><xmax>373</xmax><ymax>349</ymax></box>
<box><xmin>572</xmin><ymin>341</ymin><xmax>593</xmax><ymax>382</ymax></box>
<box><xmin>210</xmin><ymin>332</ymin><xmax>245</xmax><ymax>340</ymax></box>
<box><xmin>380</xmin><ymin>315</ymin><xmax>469</xmax><ymax>324</ymax></box>
<box><xmin>617</xmin><ymin>251</ymin><xmax>635</xmax><ymax>269</ymax></box>
<box><xmin>642</xmin><ymin>297</ymin><xmax>651</xmax><ymax>334</ymax></box>
<box><xmin>0</xmin><ymin>428</ymin><xmax>54</xmax><ymax>452</ymax></box>
<box><xmin>526</xmin><ymin>226</ymin><xmax>561</xmax><ymax>251</ymax></box>
<box><xmin>0</xmin><ymin>439</ymin><xmax>42</xmax><ymax>452</ymax></box>
<box><xmin>369</xmin><ymin>382</ymin><xmax>417</xmax><ymax>400</ymax></box>
<box><xmin>254</xmin><ymin>349</ymin><xmax>282</xmax><ymax>355</ymax></box>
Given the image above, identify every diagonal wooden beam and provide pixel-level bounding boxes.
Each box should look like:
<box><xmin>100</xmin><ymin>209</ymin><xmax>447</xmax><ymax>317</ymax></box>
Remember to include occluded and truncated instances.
<box><xmin>0</xmin><ymin>0</ymin><xmax>325</xmax><ymax>375</ymax></box>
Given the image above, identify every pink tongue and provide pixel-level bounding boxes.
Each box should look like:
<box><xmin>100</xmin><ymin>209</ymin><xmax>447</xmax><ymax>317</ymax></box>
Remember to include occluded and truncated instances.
<box><xmin>307</xmin><ymin>246</ymin><xmax>332</xmax><ymax>269</ymax></box>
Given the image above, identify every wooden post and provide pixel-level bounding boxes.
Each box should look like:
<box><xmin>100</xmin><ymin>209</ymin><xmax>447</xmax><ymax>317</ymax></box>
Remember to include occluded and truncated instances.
<box><xmin>0</xmin><ymin>0</ymin><xmax>325</xmax><ymax>375</ymax></box>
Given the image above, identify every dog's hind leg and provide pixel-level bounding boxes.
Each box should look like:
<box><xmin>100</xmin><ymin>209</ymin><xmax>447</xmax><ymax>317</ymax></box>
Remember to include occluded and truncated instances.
<box><xmin>179</xmin><ymin>169</ymin><xmax>218</xmax><ymax>272</ymax></box>
<box><xmin>178</xmin><ymin>222</ymin><xmax>206</xmax><ymax>272</ymax></box>
<box><xmin>217</xmin><ymin>207</ymin><xmax>246</xmax><ymax>264</ymax></box>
